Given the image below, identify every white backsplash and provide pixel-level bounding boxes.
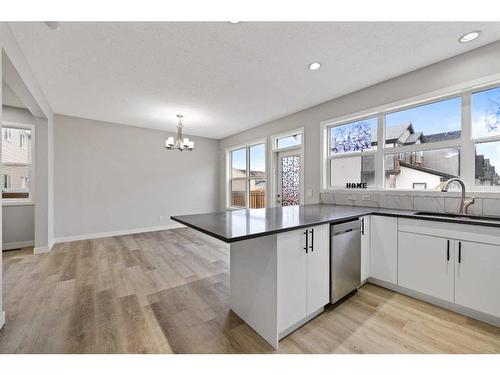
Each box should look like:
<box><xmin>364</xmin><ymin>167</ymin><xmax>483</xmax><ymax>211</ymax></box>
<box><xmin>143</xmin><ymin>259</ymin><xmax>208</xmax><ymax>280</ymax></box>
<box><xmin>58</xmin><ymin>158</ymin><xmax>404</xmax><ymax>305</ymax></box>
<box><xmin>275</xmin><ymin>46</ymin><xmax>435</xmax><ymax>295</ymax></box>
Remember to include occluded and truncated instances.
<box><xmin>319</xmin><ymin>190</ymin><xmax>500</xmax><ymax>216</ymax></box>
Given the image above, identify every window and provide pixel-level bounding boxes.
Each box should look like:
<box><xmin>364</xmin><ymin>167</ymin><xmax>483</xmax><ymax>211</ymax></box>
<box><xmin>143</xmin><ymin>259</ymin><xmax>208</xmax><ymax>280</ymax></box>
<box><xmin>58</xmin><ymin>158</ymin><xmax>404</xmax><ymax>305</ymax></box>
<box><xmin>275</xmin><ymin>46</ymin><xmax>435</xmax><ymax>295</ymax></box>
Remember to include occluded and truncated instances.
<box><xmin>3</xmin><ymin>174</ymin><xmax>12</xmax><ymax>189</ymax></box>
<box><xmin>2</xmin><ymin>125</ymin><xmax>33</xmax><ymax>201</ymax></box>
<box><xmin>20</xmin><ymin>176</ymin><xmax>28</xmax><ymax>189</ymax></box>
<box><xmin>472</xmin><ymin>86</ymin><xmax>500</xmax><ymax>187</ymax></box>
<box><xmin>3</xmin><ymin>128</ymin><xmax>12</xmax><ymax>142</ymax></box>
<box><xmin>385</xmin><ymin>97</ymin><xmax>461</xmax><ymax>147</ymax></box>
<box><xmin>474</xmin><ymin>141</ymin><xmax>500</xmax><ymax>187</ymax></box>
<box><xmin>327</xmin><ymin>117</ymin><xmax>377</xmax><ymax>188</ymax></box>
<box><xmin>324</xmin><ymin>95</ymin><xmax>466</xmax><ymax>191</ymax></box>
<box><xmin>385</xmin><ymin>148</ymin><xmax>460</xmax><ymax>189</ymax></box>
<box><xmin>229</xmin><ymin>142</ymin><xmax>266</xmax><ymax>208</ymax></box>
<box><xmin>329</xmin><ymin>117</ymin><xmax>377</xmax><ymax>155</ymax></box>
<box><xmin>20</xmin><ymin>132</ymin><xmax>27</xmax><ymax>149</ymax></box>
<box><xmin>275</xmin><ymin>133</ymin><xmax>302</xmax><ymax>149</ymax></box>
<box><xmin>412</xmin><ymin>183</ymin><xmax>427</xmax><ymax>190</ymax></box>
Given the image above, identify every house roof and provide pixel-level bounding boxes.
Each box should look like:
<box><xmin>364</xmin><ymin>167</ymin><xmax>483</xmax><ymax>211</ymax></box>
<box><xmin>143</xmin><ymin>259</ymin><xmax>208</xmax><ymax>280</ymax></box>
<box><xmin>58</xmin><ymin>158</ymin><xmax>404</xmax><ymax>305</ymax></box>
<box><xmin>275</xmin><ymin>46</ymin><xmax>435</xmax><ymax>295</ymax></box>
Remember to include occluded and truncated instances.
<box><xmin>405</xmin><ymin>132</ymin><xmax>423</xmax><ymax>144</ymax></box>
<box><xmin>422</xmin><ymin>130</ymin><xmax>461</xmax><ymax>143</ymax></box>
<box><xmin>371</xmin><ymin>122</ymin><xmax>414</xmax><ymax>144</ymax></box>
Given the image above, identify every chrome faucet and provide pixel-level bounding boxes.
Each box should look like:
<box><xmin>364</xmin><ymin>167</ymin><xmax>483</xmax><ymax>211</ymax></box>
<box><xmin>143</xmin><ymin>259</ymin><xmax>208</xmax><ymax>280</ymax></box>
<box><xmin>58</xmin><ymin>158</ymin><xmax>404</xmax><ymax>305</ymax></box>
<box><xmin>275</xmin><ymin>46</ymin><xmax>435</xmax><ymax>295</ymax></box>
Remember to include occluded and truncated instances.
<box><xmin>441</xmin><ymin>178</ymin><xmax>475</xmax><ymax>214</ymax></box>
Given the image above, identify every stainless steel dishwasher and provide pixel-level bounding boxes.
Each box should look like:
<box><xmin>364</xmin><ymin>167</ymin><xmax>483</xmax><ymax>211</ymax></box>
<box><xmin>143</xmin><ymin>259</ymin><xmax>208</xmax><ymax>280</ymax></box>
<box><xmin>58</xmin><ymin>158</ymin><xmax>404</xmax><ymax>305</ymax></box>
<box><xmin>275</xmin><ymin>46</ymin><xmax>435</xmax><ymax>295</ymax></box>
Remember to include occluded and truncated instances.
<box><xmin>330</xmin><ymin>220</ymin><xmax>361</xmax><ymax>304</ymax></box>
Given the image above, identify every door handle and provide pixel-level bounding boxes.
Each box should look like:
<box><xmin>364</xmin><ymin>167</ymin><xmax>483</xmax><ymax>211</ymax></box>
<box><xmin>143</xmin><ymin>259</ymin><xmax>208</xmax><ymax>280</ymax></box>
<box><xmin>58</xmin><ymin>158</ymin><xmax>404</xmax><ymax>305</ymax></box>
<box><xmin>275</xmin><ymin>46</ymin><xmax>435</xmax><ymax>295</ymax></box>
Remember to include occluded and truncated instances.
<box><xmin>458</xmin><ymin>241</ymin><xmax>462</xmax><ymax>263</ymax></box>
<box><xmin>447</xmin><ymin>240</ymin><xmax>450</xmax><ymax>261</ymax></box>
<box><xmin>304</xmin><ymin>230</ymin><xmax>308</xmax><ymax>254</ymax></box>
<box><xmin>309</xmin><ymin>228</ymin><xmax>314</xmax><ymax>252</ymax></box>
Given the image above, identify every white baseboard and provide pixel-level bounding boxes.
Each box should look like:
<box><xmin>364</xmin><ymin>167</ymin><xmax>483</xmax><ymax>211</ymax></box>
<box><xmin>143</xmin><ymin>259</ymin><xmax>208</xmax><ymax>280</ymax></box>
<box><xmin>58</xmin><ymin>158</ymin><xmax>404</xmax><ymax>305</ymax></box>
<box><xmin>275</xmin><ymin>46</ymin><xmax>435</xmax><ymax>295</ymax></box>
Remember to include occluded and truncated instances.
<box><xmin>2</xmin><ymin>240</ymin><xmax>34</xmax><ymax>251</ymax></box>
<box><xmin>0</xmin><ymin>311</ymin><xmax>5</xmax><ymax>329</ymax></box>
<box><xmin>33</xmin><ymin>246</ymin><xmax>51</xmax><ymax>254</ymax></box>
<box><xmin>54</xmin><ymin>223</ymin><xmax>185</xmax><ymax>244</ymax></box>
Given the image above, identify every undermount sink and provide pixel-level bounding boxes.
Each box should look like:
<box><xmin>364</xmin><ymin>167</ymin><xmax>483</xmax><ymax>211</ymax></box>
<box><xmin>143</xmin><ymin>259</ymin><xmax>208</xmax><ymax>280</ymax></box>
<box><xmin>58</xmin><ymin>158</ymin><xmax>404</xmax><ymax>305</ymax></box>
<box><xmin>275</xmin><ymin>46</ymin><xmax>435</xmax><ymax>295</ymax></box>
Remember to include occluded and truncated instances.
<box><xmin>414</xmin><ymin>211</ymin><xmax>500</xmax><ymax>222</ymax></box>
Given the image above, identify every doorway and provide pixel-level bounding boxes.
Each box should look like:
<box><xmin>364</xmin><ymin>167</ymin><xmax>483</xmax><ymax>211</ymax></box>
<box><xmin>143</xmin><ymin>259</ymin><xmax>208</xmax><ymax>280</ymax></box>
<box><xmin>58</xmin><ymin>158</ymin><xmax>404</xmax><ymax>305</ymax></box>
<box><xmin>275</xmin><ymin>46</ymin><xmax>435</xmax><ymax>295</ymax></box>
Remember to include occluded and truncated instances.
<box><xmin>271</xmin><ymin>128</ymin><xmax>304</xmax><ymax>207</ymax></box>
<box><xmin>277</xmin><ymin>150</ymin><xmax>302</xmax><ymax>206</ymax></box>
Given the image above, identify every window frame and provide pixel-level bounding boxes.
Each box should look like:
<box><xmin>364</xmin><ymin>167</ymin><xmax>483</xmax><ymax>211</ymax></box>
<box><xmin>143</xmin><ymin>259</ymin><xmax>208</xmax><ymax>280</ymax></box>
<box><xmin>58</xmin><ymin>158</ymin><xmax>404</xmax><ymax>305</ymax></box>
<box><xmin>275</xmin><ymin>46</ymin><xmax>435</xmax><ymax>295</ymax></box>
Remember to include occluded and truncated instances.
<box><xmin>1</xmin><ymin>121</ymin><xmax>35</xmax><ymax>205</ymax></box>
<box><xmin>226</xmin><ymin>139</ymin><xmax>267</xmax><ymax>209</ymax></box>
<box><xmin>273</xmin><ymin>129</ymin><xmax>303</xmax><ymax>151</ymax></box>
<box><xmin>326</xmin><ymin>115</ymin><xmax>379</xmax><ymax>189</ymax></box>
<box><xmin>321</xmin><ymin>79</ymin><xmax>500</xmax><ymax>193</ymax></box>
<box><xmin>270</xmin><ymin>127</ymin><xmax>305</xmax><ymax>207</ymax></box>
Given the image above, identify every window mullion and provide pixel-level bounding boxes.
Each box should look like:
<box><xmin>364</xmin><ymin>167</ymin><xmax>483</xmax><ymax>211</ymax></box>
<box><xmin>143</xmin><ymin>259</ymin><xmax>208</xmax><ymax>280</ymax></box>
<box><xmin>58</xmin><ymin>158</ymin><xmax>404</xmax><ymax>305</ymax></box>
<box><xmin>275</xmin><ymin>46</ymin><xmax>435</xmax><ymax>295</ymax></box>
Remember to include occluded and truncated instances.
<box><xmin>375</xmin><ymin>114</ymin><xmax>385</xmax><ymax>189</ymax></box>
<box><xmin>461</xmin><ymin>93</ymin><xmax>475</xmax><ymax>191</ymax></box>
<box><xmin>246</xmin><ymin>146</ymin><xmax>250</xmax><ymax>208</ymax></box>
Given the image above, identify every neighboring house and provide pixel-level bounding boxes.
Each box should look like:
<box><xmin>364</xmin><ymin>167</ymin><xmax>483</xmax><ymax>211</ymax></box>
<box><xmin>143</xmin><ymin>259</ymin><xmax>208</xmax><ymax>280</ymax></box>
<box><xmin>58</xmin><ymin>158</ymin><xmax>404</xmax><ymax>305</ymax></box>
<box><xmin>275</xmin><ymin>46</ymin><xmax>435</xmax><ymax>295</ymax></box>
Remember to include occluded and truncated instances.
<box><xmin>361</xmin><ymin>123</ymin><xmax>462</xmax><ymax>189</ymax></box>
<box><xmin>2</xmin><ymin>127</ymin><xmax>32</xmax><ymax>198</ymax></box>
<box><xmin>475</xmin><ymin>153</ymin><xmax>500</xmax><ymax>186</ymax></box>
<box><xmin>360</xmin><ymin>122</ymin><xmax>500</xmax><ymax>188</ymax></box>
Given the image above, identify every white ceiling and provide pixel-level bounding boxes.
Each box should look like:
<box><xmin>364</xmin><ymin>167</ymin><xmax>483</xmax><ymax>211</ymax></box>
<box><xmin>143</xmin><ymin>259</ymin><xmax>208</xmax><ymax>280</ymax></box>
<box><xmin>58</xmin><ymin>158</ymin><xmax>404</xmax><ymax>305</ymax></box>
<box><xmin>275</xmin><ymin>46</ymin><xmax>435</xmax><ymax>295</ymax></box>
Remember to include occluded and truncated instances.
<box><xmin>8</xmin><ymin>22</ymin><xmax>500</xmax><ymax>139</ymax></box>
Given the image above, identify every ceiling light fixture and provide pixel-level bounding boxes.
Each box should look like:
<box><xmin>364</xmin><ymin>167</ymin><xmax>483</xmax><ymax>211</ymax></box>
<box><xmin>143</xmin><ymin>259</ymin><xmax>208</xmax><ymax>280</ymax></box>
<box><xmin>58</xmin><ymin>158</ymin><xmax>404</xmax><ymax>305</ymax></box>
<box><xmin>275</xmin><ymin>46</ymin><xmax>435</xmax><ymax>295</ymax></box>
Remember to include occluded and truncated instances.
<box><xmin>165</xmin><ymin>115</ymin><xmax>194</xmax><ymax>151</ymax></box>
<box><xmin>44</xmin><ymin>21</ymin><xmax>60</xmax><ymax>30</ymax></box>
<box><xmin>229</xmin><ymin>21</ymin><xmax>241</xmax><ymax>24</ymax></box>
<box><xmin>308</xmin><ymin>62</ymin><xmax>321</xmax><ymax>71</ymax></box>
<box><xmin>459</xmin><ymin>30</ymin><xmax>481</xmax><ymax>43</ymax></box>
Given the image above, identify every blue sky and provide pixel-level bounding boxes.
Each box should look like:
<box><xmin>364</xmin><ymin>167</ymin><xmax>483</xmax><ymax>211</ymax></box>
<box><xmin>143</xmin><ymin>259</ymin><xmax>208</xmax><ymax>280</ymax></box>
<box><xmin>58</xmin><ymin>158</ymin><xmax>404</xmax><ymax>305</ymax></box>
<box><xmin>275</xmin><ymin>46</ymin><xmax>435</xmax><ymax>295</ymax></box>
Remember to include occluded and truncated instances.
<box><xmin>386</xmin><ymin>96</ymin><xmax>461</xmax><ymax>135</ymax></box>
<box><xmin>232</xmin><ymin>143</ymin><xmax>265</xmax><ymax>173</ymax></box>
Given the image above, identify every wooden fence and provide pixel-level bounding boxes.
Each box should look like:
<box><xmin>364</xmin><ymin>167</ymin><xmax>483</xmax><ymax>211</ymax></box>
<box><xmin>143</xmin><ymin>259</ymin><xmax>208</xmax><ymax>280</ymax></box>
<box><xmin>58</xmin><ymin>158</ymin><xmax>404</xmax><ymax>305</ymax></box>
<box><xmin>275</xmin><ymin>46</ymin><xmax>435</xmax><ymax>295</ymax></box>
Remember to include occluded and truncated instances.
<box><xmin>231</xmin><ymin>190</ymin><xmax>265</xmax><ymax>208</ymax></box>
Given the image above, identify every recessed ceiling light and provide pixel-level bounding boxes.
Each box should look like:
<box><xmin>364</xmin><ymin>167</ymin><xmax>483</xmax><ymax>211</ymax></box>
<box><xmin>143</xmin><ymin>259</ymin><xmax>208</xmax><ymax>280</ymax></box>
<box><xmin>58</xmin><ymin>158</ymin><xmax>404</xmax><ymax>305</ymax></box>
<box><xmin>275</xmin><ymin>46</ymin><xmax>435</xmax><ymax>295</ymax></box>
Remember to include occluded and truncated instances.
<box><xmin>229</xmin><ymin>21</ymin><xmax>241</xmax><ymax>24</ymax></box>
<box><xmin>459</xmin><ymin>30</ymin><xmax>481</xmax><ymax>43</ymax></box>
<box><xmin>308</xmin><ymin>62</ymin><xmax>321</xmax><ymax>71</ymax></box>
<box><xmin>44</xmin><ymin>21</ymin><xmax>60</xmax><ymax>30</ymax></box>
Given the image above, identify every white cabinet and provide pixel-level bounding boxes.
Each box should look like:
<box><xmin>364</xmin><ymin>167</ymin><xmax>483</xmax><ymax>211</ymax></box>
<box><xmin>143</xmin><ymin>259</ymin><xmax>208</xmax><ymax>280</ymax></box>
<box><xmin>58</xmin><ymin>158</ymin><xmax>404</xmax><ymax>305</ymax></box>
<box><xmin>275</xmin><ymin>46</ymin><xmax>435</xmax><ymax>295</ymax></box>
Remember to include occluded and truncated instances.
<box><xmin>277</xmin><ymin>224</ymin><xmax>330</xmax><ymax>333</ymax></box>
<box><xmin>455</xmin><ymin>240</ymin><xmax>500</xmax><ymax>318</ymax></box>
<box><xmin>395</xmin><ymin>219</ymin><xmax>500</xmax><ymax>322</ymax></box>
<box><xmin>360</xmin><ymin>216</ymin><xmax>370</xmax><ymax>283</ymax></box>
<box><xmin>370</xmin><ymin>216</ymin><xmax>398</xmax><ymax>284</ymax></box>
<box><xmin>277</xmin><ymin>228</ymin><xmax>307</xmax><ymax>332</ymax></box>
<box><xmin>306</xmin><ymin>224</ymin><xmax>330</xmax><ymax>314</ymax></box>
<box><xmin>398</xmin><ymin>231</ymin><xmax>454</xmax><ymax>302</ymax></box>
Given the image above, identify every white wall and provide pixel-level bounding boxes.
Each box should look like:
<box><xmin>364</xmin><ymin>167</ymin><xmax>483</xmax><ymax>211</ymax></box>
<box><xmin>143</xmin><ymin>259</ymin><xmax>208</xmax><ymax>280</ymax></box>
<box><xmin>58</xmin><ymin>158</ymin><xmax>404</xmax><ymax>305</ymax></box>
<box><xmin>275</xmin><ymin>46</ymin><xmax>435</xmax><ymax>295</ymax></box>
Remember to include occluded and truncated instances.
<box><xmin>1</xmin><ymin>22</ymin><xmax>54</xmax><ymax>326</ymax></box>
<box><xmin>392</xmin><ymin>166</ymin><xmax>442</xmax><ymax>190</ymax></box>
<box><xmin>2</xmin><ymin>205</ymin><xmax>34</xmax><ymax>248</ymax></box>
<box><xmin>54</xmin><ymin>114</ymin><xmax>220</xmax><ymax>240</ymax></box>
<box><xmin>1</xmin><ymin>106</ymin><xmax>35</xmax><ymax>249</ymax></box>
<box><xmin>219</xmin><ymin>41</ymin><xmax>500</xmax><ymax>209</ymax></box>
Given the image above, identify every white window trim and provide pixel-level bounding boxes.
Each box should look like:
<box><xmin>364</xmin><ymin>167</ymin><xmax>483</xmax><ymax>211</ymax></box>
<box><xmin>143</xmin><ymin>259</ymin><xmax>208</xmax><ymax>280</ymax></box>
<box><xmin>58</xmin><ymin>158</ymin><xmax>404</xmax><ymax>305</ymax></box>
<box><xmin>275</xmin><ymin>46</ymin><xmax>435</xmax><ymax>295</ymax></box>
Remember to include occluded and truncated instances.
<box><xmin>1</xmin><ymin>121</ymin><xmax>35</xmax><ymax>205</ymax></box>
<box><xmin>271</xmin><ymin>127</ymin><xmax>304</xmax><ymax>152</ymax></box>
<box><xmin>226</xmin><ymin>138</ymin><xmax>267</xmax><ymax>210</ymax></box>
<box><xmin>320</xmin><ymin>75</ymin><xmax>500</xmax><ymax>194</ymax></box>
<box><xmin>270</xmin><ymin>127</ymin><xmax>305</xmax><ymax>207</ymax></box>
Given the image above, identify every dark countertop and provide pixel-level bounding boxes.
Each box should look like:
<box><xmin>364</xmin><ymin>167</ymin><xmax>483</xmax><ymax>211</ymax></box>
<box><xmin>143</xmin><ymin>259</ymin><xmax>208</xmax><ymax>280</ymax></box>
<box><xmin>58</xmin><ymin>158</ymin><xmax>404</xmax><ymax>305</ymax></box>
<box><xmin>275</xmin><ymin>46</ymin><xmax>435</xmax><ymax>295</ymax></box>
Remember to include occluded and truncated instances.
<box><xmin>171</xmin><ymin>204</ymin><xmax>500</xmax><ymax>243</ymax></box>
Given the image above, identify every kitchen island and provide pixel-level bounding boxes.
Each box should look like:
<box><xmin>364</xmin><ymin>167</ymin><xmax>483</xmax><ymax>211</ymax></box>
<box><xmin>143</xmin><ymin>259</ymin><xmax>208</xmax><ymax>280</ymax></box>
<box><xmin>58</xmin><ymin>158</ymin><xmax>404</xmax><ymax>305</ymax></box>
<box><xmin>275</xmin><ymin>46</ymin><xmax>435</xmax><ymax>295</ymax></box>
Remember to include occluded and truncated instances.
<box><xmin>171</xmin><ymin>204</ymin><xmax>399</xmax><ymax>348</ymax></box>
<box><xmin>171</xmin><ymin>204</ymin><xmax>500</xmax><ymax>347</ymax></box>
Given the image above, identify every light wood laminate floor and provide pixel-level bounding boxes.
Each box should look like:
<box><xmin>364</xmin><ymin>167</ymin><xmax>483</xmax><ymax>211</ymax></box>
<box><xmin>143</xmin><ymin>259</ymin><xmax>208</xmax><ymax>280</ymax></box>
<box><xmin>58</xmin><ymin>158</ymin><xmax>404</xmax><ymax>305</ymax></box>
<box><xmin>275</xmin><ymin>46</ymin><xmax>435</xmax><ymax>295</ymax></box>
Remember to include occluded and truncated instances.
<box><xmin>0</xmin><ymin>227</ymin><xmax>499</xmax><ymax>354</ymax></box>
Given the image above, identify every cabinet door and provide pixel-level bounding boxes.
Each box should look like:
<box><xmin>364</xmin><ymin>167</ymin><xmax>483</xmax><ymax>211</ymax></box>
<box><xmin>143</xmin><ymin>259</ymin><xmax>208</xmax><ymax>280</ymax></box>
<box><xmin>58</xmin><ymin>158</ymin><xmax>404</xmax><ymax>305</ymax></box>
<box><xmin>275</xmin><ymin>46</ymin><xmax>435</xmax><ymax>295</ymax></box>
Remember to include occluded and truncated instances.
<box><xmin>455</xmin><ymin>241</ymin><xmax>500</xmax><ymax>318</ymax></box>
<box><xmin>277</xmin><ymin>228</ymin><xmax>307</xmax><ymax>332</ymax></box>
<box><xmin>306</xmin><ymin>224</ymin><xmax>330</xmax><ymax>314</ymax></box>
<box><xmin>398</xmin><ymin>232</ymin><xmax>454</xmax><ymax>302</ymax></box>
<box><xmin>360</xmin><ymin>216</ymin><xmax>371</xmax><ymax>283</ymax></box>
<box><xmin>370</xmin><ymin>216</ymin><xmax>398</xmax><ymax>284</ymax></box>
